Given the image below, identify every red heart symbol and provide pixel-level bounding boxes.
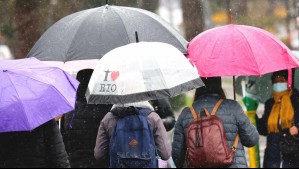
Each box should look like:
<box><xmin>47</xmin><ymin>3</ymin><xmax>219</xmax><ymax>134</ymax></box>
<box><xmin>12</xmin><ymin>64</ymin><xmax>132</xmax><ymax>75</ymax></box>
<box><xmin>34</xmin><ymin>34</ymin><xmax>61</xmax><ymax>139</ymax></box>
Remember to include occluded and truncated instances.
<box><xmin>111</xmin><ymin>71</ymin><xmax>119</xmax><ymax>81</ymax></box>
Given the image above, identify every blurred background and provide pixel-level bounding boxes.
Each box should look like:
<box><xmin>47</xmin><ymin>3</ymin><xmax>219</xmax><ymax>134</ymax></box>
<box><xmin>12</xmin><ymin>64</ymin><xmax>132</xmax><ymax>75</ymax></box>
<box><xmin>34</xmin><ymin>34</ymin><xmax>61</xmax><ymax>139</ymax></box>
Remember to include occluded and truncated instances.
<box><xmin>1</xmin><ymin>0</ymin><xmax>299</xmax><ymax>167</ymax></box>
<box><xmin>1</xmin><ymin>0</ymin><xmax>299</xmax><ymax>59</ymax></box>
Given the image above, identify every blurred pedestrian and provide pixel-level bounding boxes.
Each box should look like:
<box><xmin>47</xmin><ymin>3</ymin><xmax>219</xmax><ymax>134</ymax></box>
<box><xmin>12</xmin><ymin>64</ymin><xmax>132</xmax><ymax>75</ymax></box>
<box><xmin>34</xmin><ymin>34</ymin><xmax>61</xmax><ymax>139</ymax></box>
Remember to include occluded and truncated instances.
<box><xmin>172</xmin><ymin>77</ymin><xmax>259</xmax><ymax>168</ymax></box>
<box><xmin>256</xmin><ymin>70</ymin><xmax>299</xmax><ymax>168</ymax></box>
<box><xmin>61</xmin><ymin>69</ymin><xmax>112</xmax><ymax>168</ymax></box>
<box><xmin>0</xmin><ymin>33</ymin><xmax>13</xmax><ymax>60</ymax></box>
<box><xmin>94</xmin><ymin>101</ymin><xmax>171</xmax><ymax>168</ymax></box>
<box><xmin>0</xmin><ymin>119</ymin><xmax>70</xmax><ymax>168</ymax></box>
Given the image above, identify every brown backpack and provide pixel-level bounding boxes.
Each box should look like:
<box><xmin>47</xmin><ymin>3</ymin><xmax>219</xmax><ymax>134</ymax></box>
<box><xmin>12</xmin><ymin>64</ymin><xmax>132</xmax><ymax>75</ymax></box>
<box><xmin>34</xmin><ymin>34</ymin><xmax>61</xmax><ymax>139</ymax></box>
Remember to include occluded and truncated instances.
<box><xmin>186</xmin><ymin>99</ymin><xmax>239</xmax><ymax>168</ymax></box>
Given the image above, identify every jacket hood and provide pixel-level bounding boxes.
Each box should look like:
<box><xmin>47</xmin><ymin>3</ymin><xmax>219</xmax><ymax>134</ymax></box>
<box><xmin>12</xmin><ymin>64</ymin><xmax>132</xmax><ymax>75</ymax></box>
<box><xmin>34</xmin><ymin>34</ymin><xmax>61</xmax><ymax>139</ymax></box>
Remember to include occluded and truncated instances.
<box><xmin>111</xmin><ymin>101</ymin><xmax>154</xmax><ymax>117</ymax></box>
<box><xmin>76</xmin><ymin>69</ymin><xmax>94</xmax><ymax>102</ymax></box>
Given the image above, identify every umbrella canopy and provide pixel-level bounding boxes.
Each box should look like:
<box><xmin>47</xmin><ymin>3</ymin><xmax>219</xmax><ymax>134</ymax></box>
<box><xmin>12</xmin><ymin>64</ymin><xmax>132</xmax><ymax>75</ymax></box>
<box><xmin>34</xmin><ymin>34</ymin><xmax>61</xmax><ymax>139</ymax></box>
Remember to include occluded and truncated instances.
<box><xmin>27</xmin><ymin>5</ymin><xmax>188</xmax><ymax>73</ymax></box>
<box><xmin>86</xmin><ymin>42</ymin><xmax>204</xmax><ymax>104</ymax></box>
<box><xmin>236</xmin><ymin>51</ymin><xmax>299</xmax><ymax>103</ymax></box>
<box><xmin>187</xmin><ymin>24</ymin><xmax>299</xmax><ymax>77</ymax></box>
<box><xmin>0</xmin><ymin>58</ymin><xmax>79</xmax><ymax>133</ymax></box>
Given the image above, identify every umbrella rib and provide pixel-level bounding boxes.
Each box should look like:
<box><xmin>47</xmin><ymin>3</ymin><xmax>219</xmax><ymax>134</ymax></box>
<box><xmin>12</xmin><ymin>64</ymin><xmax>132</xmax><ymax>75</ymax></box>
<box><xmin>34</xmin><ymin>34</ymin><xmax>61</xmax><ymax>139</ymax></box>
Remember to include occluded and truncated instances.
<box><xmin>207</xmin><ymin>31</ymin><xmax>222</xmax><ymax>77</ymax></box>
<box><xmin>127</xmin><ymin>7</ymin><xmax>188</xmax><ymax>53</ymax></box>
<box><xmin>252</xmin><ymin>27</ymin><xmax>297</xmax><ymax>70</ymax></box>
<box><xmin>64</xmin><ymin>9</ymin><xmax>99</xmax><ymax>61</ymax></box>
<box><xmin>49</xmin><ymin>85</ymin><xmax>74</xmax><ymax>112</ymax></box>
<box><xmin>4</xmin><ymin>72</ymin><xmax>31</xmax><ymax>129</ymax></box>
<box><xmin>12</xmin><ymin>69</ymin><xmax>76</xmax><ymax>107</ymax></box>
<box><xmin>235</xmin><ymin>27</ymin><xmax>261</xmax><ymax>75</ymax></box>
<box><xmin>111</xmin><ymin>7</ymin><xmax>131</xmax><ymax>44</ymax></box>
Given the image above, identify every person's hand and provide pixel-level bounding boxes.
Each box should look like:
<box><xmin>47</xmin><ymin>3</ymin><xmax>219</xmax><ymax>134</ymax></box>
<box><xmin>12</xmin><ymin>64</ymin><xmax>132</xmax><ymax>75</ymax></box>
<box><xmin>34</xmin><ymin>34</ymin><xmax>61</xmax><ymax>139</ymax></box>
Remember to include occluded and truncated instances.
<box><xmin>243</xmin><ymin>96</ymin><xmax>259</xmax><ymax>111</ymax></box>
<box><xmin>55</xmin><ymin>115</ymin><xmax>63</xmax><ymax>122</ymax></box>
<box><xmin>290</xmin><ymin>126</ymin><xmax>299</xmax><ymax>136</ymax></box>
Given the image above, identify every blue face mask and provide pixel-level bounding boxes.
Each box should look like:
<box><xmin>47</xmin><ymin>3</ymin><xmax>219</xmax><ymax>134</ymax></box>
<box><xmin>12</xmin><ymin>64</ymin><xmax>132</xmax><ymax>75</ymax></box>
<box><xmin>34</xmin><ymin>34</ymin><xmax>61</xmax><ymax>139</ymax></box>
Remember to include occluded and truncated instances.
<box><xmin>273</xmin><ymin>82</ymin><xmax>288</xmax><ymax>92</ymax></box>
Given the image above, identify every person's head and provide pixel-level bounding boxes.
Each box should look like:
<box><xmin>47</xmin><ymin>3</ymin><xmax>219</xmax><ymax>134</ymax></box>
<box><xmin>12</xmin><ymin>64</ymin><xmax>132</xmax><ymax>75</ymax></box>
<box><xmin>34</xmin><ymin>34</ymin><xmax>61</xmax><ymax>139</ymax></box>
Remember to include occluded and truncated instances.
<box><xmin>271</xmin><ymin>70</ymin><xmax>288</xmax><ymax>92</ymax></box>
<box><xmin>76</xmin><ymin>69</ymin><xmax>94</xmax><ymax>102</ymax></box>
<box><xmin>194</xmin><ymin>77</ymin><xmax>226</xmax><ymax>100</ymax></box>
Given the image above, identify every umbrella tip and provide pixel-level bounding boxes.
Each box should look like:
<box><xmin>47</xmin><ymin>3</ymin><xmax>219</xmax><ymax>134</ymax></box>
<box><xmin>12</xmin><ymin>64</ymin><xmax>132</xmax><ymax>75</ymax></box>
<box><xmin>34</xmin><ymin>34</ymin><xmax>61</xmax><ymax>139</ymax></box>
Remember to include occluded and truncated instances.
<box><xmin>229</xmin><ymin>9</ymin><xmax>233</xmax><ymax>24</ymax></box>
<box><xmin>135</xmin><ymin>31</ymin><xmax>139</xmax><ymax>43</ymax></box>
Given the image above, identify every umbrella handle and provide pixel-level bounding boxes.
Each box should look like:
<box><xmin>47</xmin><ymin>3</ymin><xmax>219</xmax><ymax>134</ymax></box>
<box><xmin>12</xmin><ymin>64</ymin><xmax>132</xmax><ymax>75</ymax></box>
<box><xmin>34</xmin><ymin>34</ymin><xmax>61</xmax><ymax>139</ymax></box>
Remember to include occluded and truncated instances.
<box><xmin>288</xmin><ymin>69</ymin><xmax>293</xmax><ymax>88</ymax></box>
<box><xmin>233</xmin><ymin>76</ymin><xmax>236</xmax><ymax>100</ymax></box>
<box><xmin>135</xmin><ymin>31</ymin><xmax>139</xmax><ymax>43</ymax></box>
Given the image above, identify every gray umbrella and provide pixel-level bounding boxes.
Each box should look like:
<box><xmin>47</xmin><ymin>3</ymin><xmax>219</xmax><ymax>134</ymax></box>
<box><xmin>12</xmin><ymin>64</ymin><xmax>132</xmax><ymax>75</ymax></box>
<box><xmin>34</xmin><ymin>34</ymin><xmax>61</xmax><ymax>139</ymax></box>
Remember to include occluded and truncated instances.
<box><xmin>27</xmin><ymin>5</ymin><xmax>188</xmax><ymax>67</ymax></box>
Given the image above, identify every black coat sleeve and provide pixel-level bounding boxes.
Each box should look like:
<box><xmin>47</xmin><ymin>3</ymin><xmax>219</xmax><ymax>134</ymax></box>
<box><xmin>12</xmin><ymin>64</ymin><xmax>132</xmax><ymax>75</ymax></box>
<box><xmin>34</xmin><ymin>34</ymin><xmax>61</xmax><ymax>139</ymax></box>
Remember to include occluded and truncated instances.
<box><xmin>150</xmin><ymin>99</ymin><xmax>176</xmax><ymax>131</ymax></box>
<box><xmin>44</xmin><ymin>119</ymin><xmax>71</xmax><ymax>168</ymax></box>
<box><xmin>256</xmin><ymin>99</ymin><xmax>273</xmax><ymax>136</ymax></box>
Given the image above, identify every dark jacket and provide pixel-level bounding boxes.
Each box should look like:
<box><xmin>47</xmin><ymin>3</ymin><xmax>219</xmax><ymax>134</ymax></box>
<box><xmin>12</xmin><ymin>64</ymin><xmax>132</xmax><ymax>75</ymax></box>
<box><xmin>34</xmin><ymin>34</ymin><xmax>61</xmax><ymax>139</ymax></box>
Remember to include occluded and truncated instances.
<box><xmin>61</xmin><ymin>101</ymin><xmax>112</xmax><ymax>168</ymax></box>
<box><xmin>256</xmin><ymin>89</ymin><xmax>299</xmax><ymax>167</ymax></box>
<box><xmin>149</xmin><ymin>99</ymin><xmax>176</xmax><ymax>131</ymax></box>
<box><xmin>61</xmin><ymin>68</ymin><xmax>113</xmax><ymax>168</ymax></box>
<box><xmin>0</xmin><ymin>119</ymin><xmax>70</xmax><ymax>168</ymax></box>
<box><xmin>256</xmin><ymin>90</ymin><xmax>299</xmax><ymax>136</ymax></box>
<box><xmin>172</xmin><ymin>95</ymin><xmax>259</xmax><ymax>168</ymax></box>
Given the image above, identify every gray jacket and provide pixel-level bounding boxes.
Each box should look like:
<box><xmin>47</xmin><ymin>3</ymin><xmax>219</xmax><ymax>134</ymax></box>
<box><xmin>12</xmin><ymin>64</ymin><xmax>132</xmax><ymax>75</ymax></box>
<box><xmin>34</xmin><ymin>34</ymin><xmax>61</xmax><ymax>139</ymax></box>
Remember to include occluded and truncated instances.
<box><xmin>94</xmin><ymin>102</ymin><xmax>171</xmax><ymax>164</ymax></box>
<box><xmin>172</xmin><ymin>95</ymin><xmax>259</xmax><ymax>168</ymax></box>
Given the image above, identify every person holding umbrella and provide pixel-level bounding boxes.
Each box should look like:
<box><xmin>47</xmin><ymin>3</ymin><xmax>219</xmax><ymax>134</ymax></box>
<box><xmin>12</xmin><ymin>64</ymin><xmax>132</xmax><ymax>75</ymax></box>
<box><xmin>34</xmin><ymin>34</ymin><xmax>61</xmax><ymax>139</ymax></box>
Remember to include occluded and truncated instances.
<box><xmin>255</xmin><ymin>70</ymin><xmax>299</xmax><ymax>168</ymax></box>
<box><xmin>86</xmin><ymin>42</ymin><xmax>204</xmax><ymax>168</ymax></box>
<box><xmin>0</xmin><ymin>58</ymin><xmax>79</xmax><ymax>168</ymax></box>
<box><xmin>61</xmin><ymin>69</ymin><xmax>112</xmax><ymax>168</ymax></box>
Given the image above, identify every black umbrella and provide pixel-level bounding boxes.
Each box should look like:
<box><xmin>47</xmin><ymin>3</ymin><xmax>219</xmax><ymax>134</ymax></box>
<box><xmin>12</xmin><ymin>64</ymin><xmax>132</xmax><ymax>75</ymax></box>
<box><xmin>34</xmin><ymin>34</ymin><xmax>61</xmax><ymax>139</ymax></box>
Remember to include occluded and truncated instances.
<box><xmin>27</xmin><ymin>5</ymin><xmax>188</xmax><ymax>72</ymax></box>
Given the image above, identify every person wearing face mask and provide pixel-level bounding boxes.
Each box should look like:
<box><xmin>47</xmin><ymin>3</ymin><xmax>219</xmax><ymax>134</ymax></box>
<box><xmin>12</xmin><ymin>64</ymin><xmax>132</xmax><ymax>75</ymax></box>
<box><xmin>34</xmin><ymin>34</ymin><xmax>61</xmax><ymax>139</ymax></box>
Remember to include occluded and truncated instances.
<box><xmin>256</xmin><ymin>70</ymin><xmax>299</xmax><ymax>168</ymax></box>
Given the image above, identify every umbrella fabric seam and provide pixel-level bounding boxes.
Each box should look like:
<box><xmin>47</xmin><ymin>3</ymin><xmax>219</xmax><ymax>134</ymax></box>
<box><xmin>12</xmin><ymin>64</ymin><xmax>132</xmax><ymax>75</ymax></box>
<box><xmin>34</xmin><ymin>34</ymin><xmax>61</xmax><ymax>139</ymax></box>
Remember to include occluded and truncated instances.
<box><xmin>49</xmin><ymin>83</ymin><xmax>75</xmax><ymax>109</ymax></box>
<box><xmin>4</xmin><ymin>72</ymin><xmax>31</xmax><ymax>129</ymax></box>
<box><xmin>205</xmin><ymin>30</ymin><xmax>222</xmax><ymax>77</ymax></box>
<box><xmin>123</xmin><ymin>7</ymin><xmax>188</xmax><ymax>54</ymax></box>
<box><xmin>64</xmin><ymin>9</ymin><xmax>99</xmax><ymax>61</ymax></box>
<box><xmin>235</xmin><ymin>27</ymin><xmax>260</xmax><ymax>75</ymax></box>
<box><xmin>131</xmin><ymin>8</ymin><xmax>187</xmax><ymax>53</ymax></box>
<box><xmin>111</xmin><ymin>7</ymin><xmax>131</xmax><ymax>44</ymax></box>
<box><xmin>250</xmin><ymin>26</ymin><xmax>298</xmax><ymax>70</ymax></box>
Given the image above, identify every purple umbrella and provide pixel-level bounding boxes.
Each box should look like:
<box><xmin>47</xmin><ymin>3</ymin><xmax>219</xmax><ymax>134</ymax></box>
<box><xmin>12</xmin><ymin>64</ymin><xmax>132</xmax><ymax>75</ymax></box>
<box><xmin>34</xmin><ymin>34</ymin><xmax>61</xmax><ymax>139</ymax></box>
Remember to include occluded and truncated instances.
<box><xmin>0</xmin><ymin>57</ymin><xmax>79</xmax><ymax>133</ymax></box>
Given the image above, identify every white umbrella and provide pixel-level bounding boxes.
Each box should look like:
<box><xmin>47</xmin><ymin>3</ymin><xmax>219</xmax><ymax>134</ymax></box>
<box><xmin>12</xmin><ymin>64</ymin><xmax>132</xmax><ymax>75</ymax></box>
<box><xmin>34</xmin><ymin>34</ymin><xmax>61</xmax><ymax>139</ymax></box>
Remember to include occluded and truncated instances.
<box><xmin>86</xmin><ymin>42</ymin><xmax>204</xmax><ymax>104</ymax></box>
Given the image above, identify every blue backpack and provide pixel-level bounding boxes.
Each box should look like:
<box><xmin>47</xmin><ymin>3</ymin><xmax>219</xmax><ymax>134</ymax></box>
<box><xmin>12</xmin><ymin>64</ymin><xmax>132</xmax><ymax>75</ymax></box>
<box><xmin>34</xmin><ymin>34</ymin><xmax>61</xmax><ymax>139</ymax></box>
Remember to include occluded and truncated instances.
<box><xmin>109</xmin><ymin>108</ymin><xmax>158</xmax><ymax>168</ymax></box>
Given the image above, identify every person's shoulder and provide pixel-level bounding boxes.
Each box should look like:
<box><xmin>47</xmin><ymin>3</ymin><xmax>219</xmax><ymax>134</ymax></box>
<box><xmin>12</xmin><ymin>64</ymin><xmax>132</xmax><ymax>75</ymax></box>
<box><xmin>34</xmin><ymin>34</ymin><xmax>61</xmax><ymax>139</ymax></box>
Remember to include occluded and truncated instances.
<box><xmin>221</xmin><ymin>98</ymin><xmax>240</xmax><ymax>106</ymax></box>
<box><xmin>148</xmin><ymin>111</ymin><xmax>160</xmax><ymax>119</ymax></box>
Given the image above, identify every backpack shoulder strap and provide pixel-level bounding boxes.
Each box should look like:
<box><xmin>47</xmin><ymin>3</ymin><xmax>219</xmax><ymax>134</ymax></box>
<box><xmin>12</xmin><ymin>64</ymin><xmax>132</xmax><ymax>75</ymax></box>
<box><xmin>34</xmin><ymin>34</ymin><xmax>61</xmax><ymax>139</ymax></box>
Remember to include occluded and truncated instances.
<box><xmin>189</xmin><ymin>106</ymin><xmax>198</xmax><ymax>120</ymax></box>
<box><xmin>190</xmin><ymin>105</ymin><xmax>210</xmax><ymax>120</ymax></box>
<box><xmin>138</xmin><ymin>108</ymin><xmax>154</xmax><ymax>117</ymax></box>
<box><xmin>211</xmin><ymin>99</ymin><xmax>224</xmax><ymax>116</ymax></box>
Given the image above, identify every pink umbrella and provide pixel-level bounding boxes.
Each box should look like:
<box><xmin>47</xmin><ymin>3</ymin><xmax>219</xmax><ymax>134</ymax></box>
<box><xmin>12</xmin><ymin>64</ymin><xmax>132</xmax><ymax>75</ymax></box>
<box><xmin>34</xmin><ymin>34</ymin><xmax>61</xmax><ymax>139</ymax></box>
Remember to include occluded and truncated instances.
<box><xmin>187</xmin><ymin>24</ymin><xmax>299</xmax><ymax>99</ymax></box>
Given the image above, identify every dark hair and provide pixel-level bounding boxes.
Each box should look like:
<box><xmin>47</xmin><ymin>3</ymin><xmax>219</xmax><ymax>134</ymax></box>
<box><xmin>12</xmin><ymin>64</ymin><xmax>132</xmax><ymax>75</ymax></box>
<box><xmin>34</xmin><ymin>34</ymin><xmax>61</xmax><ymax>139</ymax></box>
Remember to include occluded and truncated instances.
<box><xmin>194</xmin><ymin>77</ymin><xmax>226</xmax><ymax>100</ymax></box>
<box><xmin>76</xmin><ymin>69</ymin><xmax>94</xmax><ymax>102</ymax></box>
